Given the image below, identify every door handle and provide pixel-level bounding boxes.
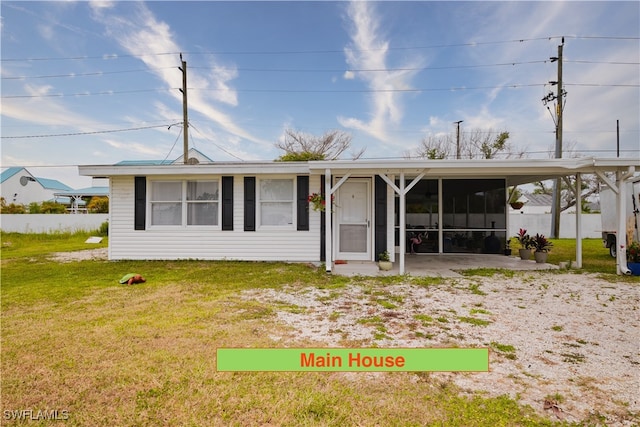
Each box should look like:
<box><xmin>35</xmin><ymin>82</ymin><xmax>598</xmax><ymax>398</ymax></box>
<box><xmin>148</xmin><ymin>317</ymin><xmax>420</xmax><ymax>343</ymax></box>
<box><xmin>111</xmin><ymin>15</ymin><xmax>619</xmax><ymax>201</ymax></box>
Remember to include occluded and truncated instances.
<box><xmin>368</xmin><ymin>220</ymin><xmax>370</xmax><ymax>228</ymax></box>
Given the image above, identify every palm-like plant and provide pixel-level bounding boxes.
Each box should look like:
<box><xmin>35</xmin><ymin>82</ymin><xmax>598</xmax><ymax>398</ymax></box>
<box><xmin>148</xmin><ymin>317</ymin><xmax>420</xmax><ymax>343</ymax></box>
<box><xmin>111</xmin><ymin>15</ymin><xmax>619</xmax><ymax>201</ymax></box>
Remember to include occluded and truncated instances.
<box><xmin>531</xmin><ymin>234</ymin><xmax>553</xmax><ymax>253</ymax></box>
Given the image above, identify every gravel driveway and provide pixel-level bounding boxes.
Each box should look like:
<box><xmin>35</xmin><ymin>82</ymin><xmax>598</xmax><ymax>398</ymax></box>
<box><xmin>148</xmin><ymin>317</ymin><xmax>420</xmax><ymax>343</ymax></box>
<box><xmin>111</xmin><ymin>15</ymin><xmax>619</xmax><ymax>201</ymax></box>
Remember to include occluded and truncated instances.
<box><xmin>244</xmin><ymin>272</ymin><xmax>639</xmax><ymax>426</ymax></box>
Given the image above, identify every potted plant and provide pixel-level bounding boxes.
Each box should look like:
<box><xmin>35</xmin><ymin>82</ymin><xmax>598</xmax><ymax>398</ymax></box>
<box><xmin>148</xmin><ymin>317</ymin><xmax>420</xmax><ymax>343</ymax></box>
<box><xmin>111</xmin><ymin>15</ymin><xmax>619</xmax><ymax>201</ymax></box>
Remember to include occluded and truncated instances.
<box><xmin>627</xmin><ymin>241</ymin><xmax>640</xmax><ymax>276</ymax></box>
<box><xmin>514</xmin><ymin>228</ymin><xmax>533</xmax><ymax>260</ymax></box>
<box><xmin>531</xmin><ymin>233</ymin><xmax>553</xmax><ymax>264</ymax></box>
<box><xmin>378</xmin><ymin>251</ymin><xmax>392</xmax><ymax>271</ymax></box>
<box><xmin>503</xmin><ymin>238</ymin><xmax>512</xmax><ymax>256</ymax></box>
<box><xmin>307</xmin><ymin>192</ymin><xmax>335</xmax><ymax>212</ymax></box>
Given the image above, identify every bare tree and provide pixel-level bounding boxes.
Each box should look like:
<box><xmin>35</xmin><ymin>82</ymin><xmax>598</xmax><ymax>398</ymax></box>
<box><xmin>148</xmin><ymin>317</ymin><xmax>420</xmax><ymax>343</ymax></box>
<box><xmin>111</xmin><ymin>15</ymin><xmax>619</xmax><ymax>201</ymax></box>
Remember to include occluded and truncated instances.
<box><xmin>412</xmin><ymin>128</ymin><xmax>524</xmax><ymax>160</ymax></box>
<box><xmin>275</xmin><ymin>129</ymin><xmax>364</xmax><ymax>161</ymax></box>
<box><xmin>413</xmin><ymin>134</ymin><xmax>453</xmax><ymax>159</ymax></box>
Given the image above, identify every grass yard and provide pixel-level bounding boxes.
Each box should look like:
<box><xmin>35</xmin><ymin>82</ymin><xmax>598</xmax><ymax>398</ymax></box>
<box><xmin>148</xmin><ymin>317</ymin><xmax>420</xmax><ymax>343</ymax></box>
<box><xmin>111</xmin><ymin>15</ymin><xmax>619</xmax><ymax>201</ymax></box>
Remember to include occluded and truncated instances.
<box><xmin>545</xmin><ymin>238</ymin><xmax>622</xmax><ymax>275</ymax></box>
<box><xmin>0</xmin><ymin>232</ymin><xmax>618</xmax><ymax>426</ymax></box>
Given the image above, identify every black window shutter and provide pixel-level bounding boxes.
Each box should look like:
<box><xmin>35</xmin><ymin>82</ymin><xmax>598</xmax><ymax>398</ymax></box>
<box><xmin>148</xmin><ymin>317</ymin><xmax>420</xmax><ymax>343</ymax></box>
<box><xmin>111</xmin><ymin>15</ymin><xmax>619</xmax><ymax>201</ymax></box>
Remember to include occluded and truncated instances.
<box><xmin>297</xmin><ymin>176</ymin><xmax>309</xmax><ymax>231</ymax></box>
<box><xmin>244</xmin><ymin>177</ymin><xmax>256</xmax><ymax>231</ymax></box>
<box><xmin>374</xmin><ymin>175</ymin><xmax>387</xmax><ymax>260</ymax></box>
<box><xmin>222</xmin><ymin>176</ymin><xmax>233</xmax><ymax>230</ymax></box>
<box><xmin>134</xmin><ymin>176</ymin><xmax>146</xmax><ymax>230</ymax></box>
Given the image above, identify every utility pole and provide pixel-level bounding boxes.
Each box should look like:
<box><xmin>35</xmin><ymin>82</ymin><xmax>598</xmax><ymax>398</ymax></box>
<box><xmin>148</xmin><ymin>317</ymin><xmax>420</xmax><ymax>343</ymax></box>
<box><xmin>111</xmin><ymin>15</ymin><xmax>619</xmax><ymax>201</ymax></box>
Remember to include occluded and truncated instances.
<box><xmin>454</xmin><ymin>120</ymin><xmax>463</xmax><ymax>159</ymax></box>
<box><xmin>179</xmin><ymin>53</ymin><xmax>189</xmax><ymax>164</ymax></box>
<box><xmin>542</xmin><ymin>38</ymin><xmax>566</xmax><ymax>238</ymax></box>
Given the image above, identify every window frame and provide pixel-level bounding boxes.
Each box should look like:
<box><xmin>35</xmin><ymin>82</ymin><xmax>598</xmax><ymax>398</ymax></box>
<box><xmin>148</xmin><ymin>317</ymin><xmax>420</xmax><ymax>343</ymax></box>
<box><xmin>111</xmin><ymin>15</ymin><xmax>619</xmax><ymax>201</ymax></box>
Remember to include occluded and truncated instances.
<box><xmin>257</xmin><ymin>177</ymin><xmax>296</xmax><ymax>229</ymax></box>
<box><xmin>148</xmin><ymin>178</ymin><xmax>221</xmax><ymax>229</ymax></box>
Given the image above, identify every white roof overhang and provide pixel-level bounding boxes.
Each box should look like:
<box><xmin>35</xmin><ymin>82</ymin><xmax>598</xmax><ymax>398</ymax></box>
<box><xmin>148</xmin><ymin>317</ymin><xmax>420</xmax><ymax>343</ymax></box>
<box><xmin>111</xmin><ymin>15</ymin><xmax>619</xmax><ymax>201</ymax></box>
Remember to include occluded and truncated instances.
<box><xmin>79</xmin><ymin>157</ymin><xmax>639</xmax><ymax>187</ymax></box>
<box><xmin>308</xmin><ymin>157</ymin><xmax>639</xmax><ymax>186</ymax></box>
<box><xmin>79</xmin><ymin>161</ymin><xmax>310</xmax><ymax>177</ymax></box>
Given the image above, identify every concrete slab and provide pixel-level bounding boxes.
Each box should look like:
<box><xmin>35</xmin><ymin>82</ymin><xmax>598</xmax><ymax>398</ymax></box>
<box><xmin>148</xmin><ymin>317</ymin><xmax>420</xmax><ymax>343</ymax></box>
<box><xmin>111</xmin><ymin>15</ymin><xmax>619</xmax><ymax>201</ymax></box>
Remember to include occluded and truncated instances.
<box><xmin>332</xmin><ymin>254</ymin><xmax>559</xmax><ymax>277</ymax></box>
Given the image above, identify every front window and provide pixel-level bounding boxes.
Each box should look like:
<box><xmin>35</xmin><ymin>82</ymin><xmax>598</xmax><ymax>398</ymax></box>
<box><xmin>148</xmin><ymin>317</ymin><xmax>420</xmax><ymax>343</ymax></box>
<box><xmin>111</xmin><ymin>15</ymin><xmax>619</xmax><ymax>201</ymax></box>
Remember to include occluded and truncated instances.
<box><xmin>151</xmin><ymin>181</ymin><xmax>182</xmax><ymax>225</ymax></box>
<box><xmin>187</xmin><ymin>181</ymin><xmax>219</xmax><ymax>225</ymax></box>
<box><xmin>150</xmin><ymin>180</ymin><xmax>219</xmax><ymax>227</ymax></box>
<box><xmin>259</xmin><ymin>179</ymin><xmax>294</xmax><ymax>226</ymax></box>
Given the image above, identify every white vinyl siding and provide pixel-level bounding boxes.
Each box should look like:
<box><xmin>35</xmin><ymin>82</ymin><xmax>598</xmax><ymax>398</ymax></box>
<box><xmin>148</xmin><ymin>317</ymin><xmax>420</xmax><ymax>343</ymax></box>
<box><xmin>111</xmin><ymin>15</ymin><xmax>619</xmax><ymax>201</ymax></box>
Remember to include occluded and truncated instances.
<box><xmin>107</xmin><ymin>175</ymin><xmax>321</xmax><ymax>262</ymax></box>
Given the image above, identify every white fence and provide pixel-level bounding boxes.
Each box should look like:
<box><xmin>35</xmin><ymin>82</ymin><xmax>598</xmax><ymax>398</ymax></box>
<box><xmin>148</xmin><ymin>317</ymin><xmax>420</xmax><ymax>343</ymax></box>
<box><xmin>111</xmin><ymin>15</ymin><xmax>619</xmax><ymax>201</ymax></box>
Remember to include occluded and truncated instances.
<box><xmin>0</xmin><ymin>212</ymin><xmax>601</xmax><ymax>238</ymax></box>
<box><xmin>0</xmin><ymin>214</ymin><xmax>108</xmax><ymax>233</ymax></box>
<box><xmin>508</xmin><ymin>213</ymin><xmax>602</xmax><ymax>239</ymax></box>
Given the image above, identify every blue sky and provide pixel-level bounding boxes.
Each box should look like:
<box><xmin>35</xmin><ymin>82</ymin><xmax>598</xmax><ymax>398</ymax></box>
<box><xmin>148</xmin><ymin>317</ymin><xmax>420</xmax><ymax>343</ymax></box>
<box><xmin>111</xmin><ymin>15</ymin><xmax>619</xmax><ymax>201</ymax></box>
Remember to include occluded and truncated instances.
<box><xmin>1</xmin><ymin>1</ymin><xmax>639</xmax><ymax>188</ymax></box>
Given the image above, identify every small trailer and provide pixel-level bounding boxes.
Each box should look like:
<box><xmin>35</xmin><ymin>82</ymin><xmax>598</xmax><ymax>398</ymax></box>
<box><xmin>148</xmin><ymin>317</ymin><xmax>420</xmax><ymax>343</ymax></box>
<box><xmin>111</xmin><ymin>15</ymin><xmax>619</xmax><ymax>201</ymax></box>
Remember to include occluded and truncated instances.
<box><xmin>600</xmin><ymin>176</ymin><xmax>640</xmax><ymax>257</ymax></box>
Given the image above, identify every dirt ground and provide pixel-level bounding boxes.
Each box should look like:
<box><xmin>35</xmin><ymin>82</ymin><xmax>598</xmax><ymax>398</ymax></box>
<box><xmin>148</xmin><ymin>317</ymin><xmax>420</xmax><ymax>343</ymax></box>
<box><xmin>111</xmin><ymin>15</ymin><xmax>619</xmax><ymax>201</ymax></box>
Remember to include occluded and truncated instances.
<box><xmin>243</xmin><ymin>272</ymin><xmax>639</xmax><ymax>426</ymax></box>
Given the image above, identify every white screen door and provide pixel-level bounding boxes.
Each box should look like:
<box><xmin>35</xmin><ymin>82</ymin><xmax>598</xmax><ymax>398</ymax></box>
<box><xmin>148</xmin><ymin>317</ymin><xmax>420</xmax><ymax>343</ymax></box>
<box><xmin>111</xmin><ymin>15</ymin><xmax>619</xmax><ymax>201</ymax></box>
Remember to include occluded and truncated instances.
<box><xmin>337</xmin><ymin>179</ymin><xmax>371</xmax><ymax>260</ymax></box>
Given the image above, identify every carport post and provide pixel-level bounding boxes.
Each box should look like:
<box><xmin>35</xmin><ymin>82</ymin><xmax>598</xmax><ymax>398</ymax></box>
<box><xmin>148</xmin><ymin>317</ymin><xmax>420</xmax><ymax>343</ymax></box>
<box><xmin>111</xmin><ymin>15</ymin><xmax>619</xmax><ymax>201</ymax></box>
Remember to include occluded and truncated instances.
<box><xmin>399</xmin><ymin>172</ymin><xmax>406</xmax><ymax>275</ymax></box>
<box><xmin>325</xmin><ymin>170</ymin><xmax>332</xmax><ymax>273</ymax></box>
<box><xmin>575</xmin><ymin>173</ymin><xmax>582</xmax><ymax>268</ymax></box>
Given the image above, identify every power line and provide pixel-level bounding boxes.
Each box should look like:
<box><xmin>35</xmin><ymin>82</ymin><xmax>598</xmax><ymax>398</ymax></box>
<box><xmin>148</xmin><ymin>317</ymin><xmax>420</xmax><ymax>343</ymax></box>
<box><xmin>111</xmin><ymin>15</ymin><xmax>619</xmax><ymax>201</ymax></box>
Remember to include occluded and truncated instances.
<box><xmin>0</xmin><ymin>36</ymin><xmax>575</xmax><ymax>63</ymax></box>
<box><xmin>1</xmin><ymin>67</ymin><xmax>175</xmax><ymax>80</ymax></box>
<box><xmin>189</xmin><ymin>60</ymin><xmax>550</xmax><ymax>74</ymax></box>
<box><xmin>0</xmin><ymin>123</ymin><xmax>181</xmax><ymax>139</ymax></box>
<box><xmin>2</xmin><ymin>88</ymin><xmax>173</xmax><ymax>99</ymax></box>
<box><xmin>188</xmin><ymin>121</ymin><xmax>244</xmax><ymax>161</ymax></box>
<box><xmin>2</xmin><ymin>35</ymin><xmax>636</xmax><ymax>63</ymax></box>
<box><xmin>4</xmin><ymin>81</ymin><xmax>636</xmax><ymax>99</ymax></box>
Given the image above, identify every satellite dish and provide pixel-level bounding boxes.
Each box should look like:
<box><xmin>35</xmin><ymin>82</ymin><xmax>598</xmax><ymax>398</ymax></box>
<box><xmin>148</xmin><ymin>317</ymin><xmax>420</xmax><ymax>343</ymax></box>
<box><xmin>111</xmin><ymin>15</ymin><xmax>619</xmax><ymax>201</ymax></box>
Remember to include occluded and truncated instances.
<box><xmin>187</xmin><ymin>157</ymin><xmax>200</xmax><ymax>165</ymax></box>
<box><xmin>20</xmin><ymin>176</ymin><xmax>34</xmax><ymax>186</ymax></box>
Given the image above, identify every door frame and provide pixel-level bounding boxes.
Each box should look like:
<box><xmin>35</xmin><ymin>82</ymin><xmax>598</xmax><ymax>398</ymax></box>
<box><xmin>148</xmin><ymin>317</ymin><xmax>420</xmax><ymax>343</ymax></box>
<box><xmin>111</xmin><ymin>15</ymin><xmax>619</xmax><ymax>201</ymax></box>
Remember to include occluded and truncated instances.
<box><xmin>335</xmin><ymin>177</ymin><xmax>372</xmax><ymax>260</ymax></box>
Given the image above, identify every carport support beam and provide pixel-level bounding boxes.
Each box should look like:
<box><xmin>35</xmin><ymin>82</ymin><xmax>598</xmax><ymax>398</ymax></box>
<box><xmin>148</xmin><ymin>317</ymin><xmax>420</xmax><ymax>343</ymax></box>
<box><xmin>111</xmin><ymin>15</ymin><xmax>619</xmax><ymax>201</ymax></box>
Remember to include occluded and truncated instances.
<box><xmin>325</xmin><ymin>170</ymin><xmax>332</xmax><ymax>273</ymax></box>
<box><xmin>575</xmin><ymin>173</ymin><xmax>582</xmax><ymax>269</ymax></box>
<box><xmin>399</xmin><ymin>172</ymin><xmax>406</xmax><ymax>275</ymax></box>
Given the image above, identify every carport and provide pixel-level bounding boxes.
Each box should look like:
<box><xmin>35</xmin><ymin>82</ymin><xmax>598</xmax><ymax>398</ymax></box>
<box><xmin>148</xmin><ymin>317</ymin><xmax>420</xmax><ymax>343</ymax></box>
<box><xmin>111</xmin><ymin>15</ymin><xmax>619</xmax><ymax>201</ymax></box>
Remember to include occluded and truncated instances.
<box><xmin>309</xmin><ymin>157</ymin><xmax>638</xmax><ymax>275</ymax></box>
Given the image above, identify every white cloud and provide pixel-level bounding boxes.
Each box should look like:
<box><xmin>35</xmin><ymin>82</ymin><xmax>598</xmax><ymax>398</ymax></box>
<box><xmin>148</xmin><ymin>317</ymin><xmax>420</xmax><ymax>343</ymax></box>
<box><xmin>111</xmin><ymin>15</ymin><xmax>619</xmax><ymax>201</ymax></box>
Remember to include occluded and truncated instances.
<box><xmin>338</xmin><ymin>1</ymin><xmax>423</xmax><ymax>142</ymax></box>
<box><xmin>343</xmin><ymin>70</ymin><xmax>355</xmax><ymax>80</ymax></box>
<box><xmin>90</xmin><ymin>2</ymin><xmax>269</xmax><ymax>148</ymax></box>
<box><xmin>104</xmin><ymin>139</ymin><xmax>165</xmax><ymax>157</ymax></box>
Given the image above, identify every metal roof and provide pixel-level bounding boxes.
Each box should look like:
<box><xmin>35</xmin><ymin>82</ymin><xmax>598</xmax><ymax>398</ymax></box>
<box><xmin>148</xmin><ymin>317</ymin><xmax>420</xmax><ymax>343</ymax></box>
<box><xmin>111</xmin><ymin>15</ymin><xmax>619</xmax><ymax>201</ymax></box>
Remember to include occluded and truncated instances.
<box><xmin>53</xmin><ymin>186</ymin><xmax>109</xmax><ymax>197</ymax></box>
<box><xmin>1</xmin><ymin>167</ymin><xmax>25</xmax><ymax>183</ymax></box>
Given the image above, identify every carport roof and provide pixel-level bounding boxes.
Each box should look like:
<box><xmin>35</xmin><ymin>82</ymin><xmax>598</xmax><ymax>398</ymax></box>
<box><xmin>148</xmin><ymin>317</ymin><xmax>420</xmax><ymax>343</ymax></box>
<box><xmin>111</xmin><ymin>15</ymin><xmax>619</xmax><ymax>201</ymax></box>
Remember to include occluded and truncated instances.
<box><xmin>79</xmin><ymin>157</ymin><xmax>639</xmax><ymax>185</ymax></box>
<box><xmin>307</xmin><ymin>157</ymin><xmax>640</xmax><ymax>186</ymax></box>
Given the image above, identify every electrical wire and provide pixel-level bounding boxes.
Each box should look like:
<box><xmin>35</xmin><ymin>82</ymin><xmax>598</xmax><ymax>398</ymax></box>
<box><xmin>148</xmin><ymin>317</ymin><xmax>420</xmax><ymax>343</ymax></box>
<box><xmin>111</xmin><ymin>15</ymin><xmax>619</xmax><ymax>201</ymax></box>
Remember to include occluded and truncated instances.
<box><xmin>162</xmin><ymin>125</ymin><xmax>183</xmax><ymax>164</ymax></box>
<box><xmin>7</xmin><ymin>35</ymin><xmax>636</xmax><ymax>62</ymax></box>
<box><xmin>0</xmin><ymin>123</ymin><xmax>181</xmax><ymax>139</ymax></box>
<box><xmin>188</xmin><ymin>122</ymin><xmax>244</xmax><ymax>161</ymax></box>
<box><xmin>1</xmin><ymin>67</ymin><xmax>176</xmax><ymax>80</ymax></box>
<box><xmin>2</xmin><ymin>88</ymin><xmax>173</xmax><ymax>99</ymax></box>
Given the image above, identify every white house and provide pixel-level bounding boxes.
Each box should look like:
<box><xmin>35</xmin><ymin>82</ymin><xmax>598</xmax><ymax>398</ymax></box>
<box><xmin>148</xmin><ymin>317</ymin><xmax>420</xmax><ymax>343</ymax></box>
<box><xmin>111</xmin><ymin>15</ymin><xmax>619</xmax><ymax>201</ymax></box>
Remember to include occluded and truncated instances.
<box><xmin>79</xmin><ymin>157</ymin><xmax>639</xmax><ymax>275</ymax></box>
<box><xmin>1</xmin><ymin>167</ymin><xmax>73</xmax><ymax>206</ymax></box>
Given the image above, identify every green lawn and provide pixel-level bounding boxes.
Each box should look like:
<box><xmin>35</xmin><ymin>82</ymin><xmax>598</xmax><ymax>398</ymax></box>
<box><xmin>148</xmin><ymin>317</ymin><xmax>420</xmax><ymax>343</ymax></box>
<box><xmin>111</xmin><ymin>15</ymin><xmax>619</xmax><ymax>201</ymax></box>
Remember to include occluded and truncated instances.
<box><xmin>0</xmin><ymin>231</ymin><xmax>597</xmax><ymax>426</ymax></box>
<box><xmin>547</xmin><ymin>238</ymin><xmax>627</xmax><ymax>276</ymax></box>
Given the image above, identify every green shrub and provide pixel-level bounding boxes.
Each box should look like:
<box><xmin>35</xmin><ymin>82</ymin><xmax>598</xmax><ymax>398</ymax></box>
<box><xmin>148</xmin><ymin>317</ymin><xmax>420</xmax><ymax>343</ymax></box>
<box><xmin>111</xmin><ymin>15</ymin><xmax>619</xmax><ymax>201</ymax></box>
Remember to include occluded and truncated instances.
<box><xmin>97</xmin><ymin>221</ymin><xmax>109</xmax><ymax>236</ymax></box>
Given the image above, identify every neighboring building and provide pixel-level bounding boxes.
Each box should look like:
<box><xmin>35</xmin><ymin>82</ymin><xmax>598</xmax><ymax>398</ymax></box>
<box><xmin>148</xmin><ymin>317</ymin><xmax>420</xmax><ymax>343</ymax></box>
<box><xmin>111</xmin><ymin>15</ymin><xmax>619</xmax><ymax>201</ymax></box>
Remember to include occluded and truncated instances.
<box><xmin>53</xmin><ymin>186</ymin><xmax>110</xmax><ymax>213</ymax></box>
<box><xmin>79</xmin><ymin>156</ymin><xmax>639</xmax><ymax>274</ymax></box>
<box><xmin>513</xmin><ymin>191</ymin><xmax>598</xmax><ymax>214</ymax></box>
<box><xmin>515</xmin><ymin>192</ymin><xmax>557</xmax><ymax>214</ymax></box>
<box><xmin>0</xmin><ymin>167</ymin><xmax>73</xmax><ymax>206</ymax></box>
